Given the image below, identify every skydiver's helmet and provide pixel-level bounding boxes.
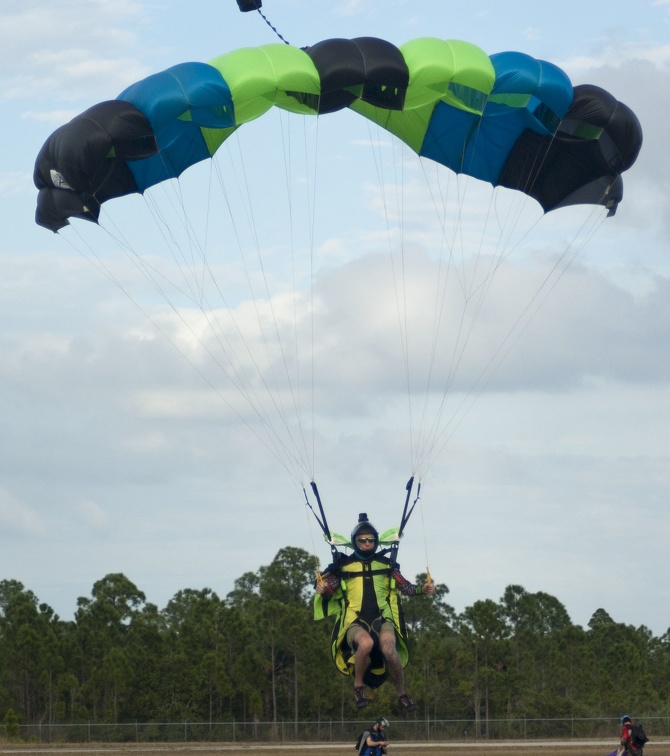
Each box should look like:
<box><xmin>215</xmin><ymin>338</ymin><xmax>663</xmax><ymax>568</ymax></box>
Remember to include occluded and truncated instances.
<box><xmin>621</xmin><ymin>715</ymin><xmax>632</xmax><ymax>724</ymax></box>
<box><xmin>376</xmin><ymin>717</ymin><xmax>389</xmax><ymax>728</ymax></box>
<box><xmin>351</xmin><ymin>512</ymin><xmax>379</xmax><ymax>559</ymax></box>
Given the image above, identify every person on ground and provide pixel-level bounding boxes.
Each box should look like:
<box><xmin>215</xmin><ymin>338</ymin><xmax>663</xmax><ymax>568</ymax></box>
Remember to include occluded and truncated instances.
<box><xmin>362</xmin><ymin>717</ymin><xmax>390</xmax><ymax>756</ymax></box>
<box><xmin>619</xmin><ymin>715</ymin><xmax>646</xmax><ymax>756</ymax></box>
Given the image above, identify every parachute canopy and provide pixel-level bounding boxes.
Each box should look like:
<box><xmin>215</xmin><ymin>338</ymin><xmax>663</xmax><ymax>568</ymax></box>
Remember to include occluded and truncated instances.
<box><xmin>34</xmin><ymin>36</ymin><xmax>642</xmax><ymax>232</ymax></box>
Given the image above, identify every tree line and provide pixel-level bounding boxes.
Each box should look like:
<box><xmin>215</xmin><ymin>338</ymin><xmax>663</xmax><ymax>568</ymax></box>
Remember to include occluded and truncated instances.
<box><xmin>1</xmin><ymin>546</ymin><xmax>668</xmax><ymax>732</ymax></box>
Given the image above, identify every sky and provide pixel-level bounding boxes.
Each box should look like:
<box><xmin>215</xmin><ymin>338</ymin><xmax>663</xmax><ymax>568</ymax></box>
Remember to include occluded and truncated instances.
<box><xmin>2</xmin><ymin>0</ymin><xmax>670</xmax><ymax>637</ymax></box>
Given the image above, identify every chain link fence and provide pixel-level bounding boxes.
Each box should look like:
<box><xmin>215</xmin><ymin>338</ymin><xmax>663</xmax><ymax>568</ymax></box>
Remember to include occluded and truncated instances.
<box><xmin>6</xmin><ymin>716</ymin><xmax>670</xmax><ymax>744</ymax></box>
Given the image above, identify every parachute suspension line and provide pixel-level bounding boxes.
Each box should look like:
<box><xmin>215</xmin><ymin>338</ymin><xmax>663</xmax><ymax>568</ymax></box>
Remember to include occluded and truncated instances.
<box><xmin>201</xmin><ymin>165</ymin><xmax>312</xmax><ymax>474</ymax></box>
<box><xmin>388</xmin><ymin>130</ymin><xmax>416</xmax><ymax>463</ymax></box>
<box><xmin>411</xmin><ymin>161</ymin><xmax>464</xmax><ymax>475</ymax></box>
<box><xmin>277</xmin><ymin>109</ymin><xmax>316</xmax><ymax>481</ymax></box>
<box><xmin>278</xmin><ymin>109</ymin><xmax>299</xmax><ymax>453</ymax></box>
<box><xmin>100</xmin><ymin>219</ymin><xmax>307</xmax><ymax>481</ymax></box>
<box><xmin>457</xmin><ymin>103</ymin><xmax>527</xmax><ymax>300</ymax></box>
<box><xmin>215</xmin><ymin>129</ymin><xmax>315</xmax><ymax>479</ymax></box>
<box><xmin>141</xmin><ymin>168</ymin><xmax>312</xmax><ymax>479</ymax></box>
<box><xmin>137</xmin><ymin>170</ymin><xmax>211</xmax><ymax>308</ymax></box>
<box><xmin>403</xmin><ymin>148</ymin><xmax>511</xmax><ymax>477</ymax></box>
<box><xmin>205</xmin><ymin>155</ymin><xmax>317</xmax><ymax>479</ymax></box>
<box><xmin>362</xmin><ymin>120</ymin><xmax>537</xmax><ymax>479</ymax></box>
<box><xmin>389</xmin><ymin>156</ymin><xmax>475</xmax><ymax>478</ymax></box>
<box><xmin>364</xmin><ymin>118</ymin><xmax>417</xmax><ymax>468</ymax></box>
<box><xmin>200</xmin><ymin>153</ymin><xmax>216</xmax><ymax>301</ymax></box>
<box><xmin>511</xmin><ymin>129</ymin><xmax>561</xmax><ymax>205</ymax></box>
<box><xmin>74</xmin><ymin>137</ymin><xmax>305</xmax><ymax>472</ymax></box>
<box><xmin>411</xmin><ymin>169</ymin><xmax>456</xmax><ymax>477</ymax></box>
<box><xmin>271</xmin><ymin>110</ymin><xmax>320</xmax><ymax>483</ymax></box>
<box><xmin>227</xmin><ymin>130</ymin><xmax>298</xmax><ymax>416</ymax></box>
<box><xmin>305</xmin><ymin>114</ymin><xmax>323</xmax><ymax>477</ymax></box>
<box><xmin>410</xmin><ymin>176</ymin><xmax>491</xmax><ymax>470</ymax></box>
<box><xmin>427</xmin><ymin>186</ymin><xmax>610</xmax><ymax>473</ymax></box>
<box><xmin>174</xmin><ymin>174</ymin><xmax>207</xmax><ymax>304</ymax></box>
<box><xmin>409</xmin><ymin>154</ymin><xmax>548</xmax><ymax>477</ymax></box>
<box><xmin>423</xmin><ymin>203</ymin><xmax>609</xmax><ymax>472</ymax></box>
<box><xmin>98</xmin><ymin>140</ymin><xmax>314</xmax><ymax>483</ymax></box>
<box><xmin>412</xmin><ymin>123</ymin><xmax>597</xmax><ymax>466</ymax></box>
<box><xmin>59</xmin><ymin>223</ymin><xmax>308</xmax><ymax>486</ymax></box>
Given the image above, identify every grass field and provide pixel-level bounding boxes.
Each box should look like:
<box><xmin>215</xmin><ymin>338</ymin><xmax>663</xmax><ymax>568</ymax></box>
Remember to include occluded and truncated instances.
<box><xmin>1</xmin><ymin>743</ymin><xmax>670</xmax><ymax>756</ymax></box>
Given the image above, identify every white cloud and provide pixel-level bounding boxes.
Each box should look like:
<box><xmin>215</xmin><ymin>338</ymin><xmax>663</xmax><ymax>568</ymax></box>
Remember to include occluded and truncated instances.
<box><xmin>0</xmin><ymin>0</ymin><xmax>149</xmax><ymax>104</ymax></box>
<box><xmin>561</xmin><ymin>43</ymin><xmax>670</xmax><ymax>74</ymax></box>
<box><xmin>0</xmin><ymin>488</ymin><xmax>47</xmax><ymax>537</ymax></box>
<box><xmin>521</xmin><ymin>26</ymin><xmax>541</xmax><ymax>42</ymax></box>
<box><xmin>0</xmin><ymin>172</ymin><xmax>30</xmax><ymax>198</ymax></box>
<box><xmin>20</xmin><ymin>109</ymin><xmax>82</xmax><ymax>124</ymax></box>
<box><xmin>334</xmin><ymin>0</ymin><xmax>366</xmax><ymax>17</ymax></box>
<box><xmin>72</xmin><ymin>499</ymin><xmax>110</xmax><ymax>532</ymax></box>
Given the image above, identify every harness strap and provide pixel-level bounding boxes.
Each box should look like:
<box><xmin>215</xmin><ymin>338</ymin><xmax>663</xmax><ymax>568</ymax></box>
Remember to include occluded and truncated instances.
<box><xmin>342</xmin><ymin>567</ymin><xmax>393</xmax><ymax>579</ymax></box>
<box><xmin>351</xmin><ymin>615</ymin><xmax>386</xmax><ymax>638</ymax></box>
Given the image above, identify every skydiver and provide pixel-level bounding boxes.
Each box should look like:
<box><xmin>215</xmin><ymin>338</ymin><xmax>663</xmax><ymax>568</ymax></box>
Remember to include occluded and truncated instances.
<box><xmin>314</xmin><ymin>513</ymin><xmax>436</xmax><ymax>711</ymax></box>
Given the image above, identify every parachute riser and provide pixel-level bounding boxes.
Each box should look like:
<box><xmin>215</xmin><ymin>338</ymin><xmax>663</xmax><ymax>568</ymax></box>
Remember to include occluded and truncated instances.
<box><xmin>389</xmin><ymin>476</ymin><xmax>421</xmax><ymax>568</ymax></box>
<box><xmin>304</xmin><ymin>481</ymin><xmax>340</xmax><ymax>562</ymax></box>
<box><xmin>400</xmin><ymin>476</ymin><xmax>421</xmax><ymax>536</ymax></box>
<box><xmin>306</xmin><ymin>477</ymin><xmax>421</xmax><ymax>567</ymax></box>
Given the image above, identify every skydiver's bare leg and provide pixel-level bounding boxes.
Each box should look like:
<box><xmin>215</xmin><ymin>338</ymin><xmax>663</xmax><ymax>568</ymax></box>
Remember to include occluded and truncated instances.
<box><xmin>379</xmin><ymin>630</ymin><xmax>406</xmax><ymax>695</ymax></box>
<box><xmin>352</xmin><ymin>630</ymin><xmax>374</xmax><ymax>688</ymax></box>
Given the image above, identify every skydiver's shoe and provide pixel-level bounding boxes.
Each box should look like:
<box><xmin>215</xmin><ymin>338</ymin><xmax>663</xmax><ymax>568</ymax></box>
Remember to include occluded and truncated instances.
<box><xmin>397</xmin><ymin>693</ymin><xmax>418</xmax><ymax>712</ymax></box>
<box><xmin>354</xmin><ymin>686</ymin><xmax>370</xmax><ymax>708</ymax></box>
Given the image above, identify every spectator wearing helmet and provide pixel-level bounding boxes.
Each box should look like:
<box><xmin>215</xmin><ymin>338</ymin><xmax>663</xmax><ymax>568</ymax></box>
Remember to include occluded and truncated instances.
<box><xmin>363</xmin><ymin>717</ymin><xmax>390</xmax><ymax>756</ymax></box>
<box><xmin>314</xmin><ymin>513</ymin><xmax>436</xmax><ymax>712</ymax></box>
